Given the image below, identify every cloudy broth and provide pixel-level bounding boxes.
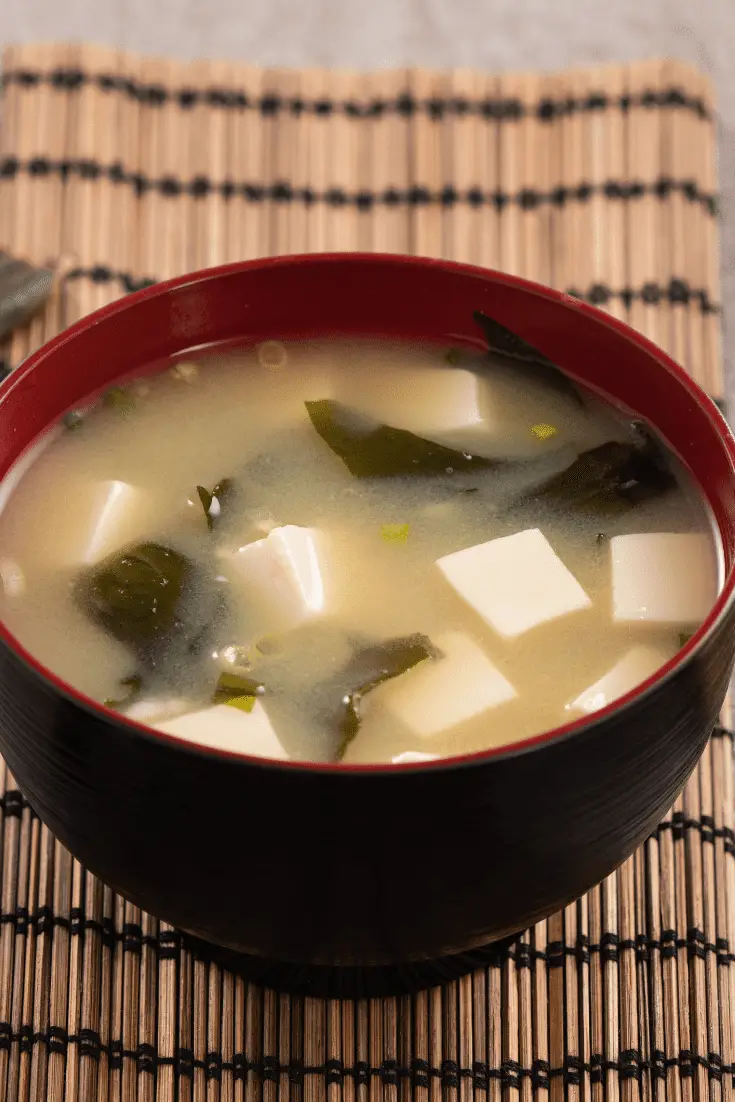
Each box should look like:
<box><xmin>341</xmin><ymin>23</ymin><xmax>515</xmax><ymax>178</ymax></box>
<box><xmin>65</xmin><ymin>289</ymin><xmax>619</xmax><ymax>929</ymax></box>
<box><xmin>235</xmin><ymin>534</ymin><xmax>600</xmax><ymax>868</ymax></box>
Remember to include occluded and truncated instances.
<box><xmin>0</xmin><ymin>334</ymin><xmax>721</xmax><ymax>764</ymax></box>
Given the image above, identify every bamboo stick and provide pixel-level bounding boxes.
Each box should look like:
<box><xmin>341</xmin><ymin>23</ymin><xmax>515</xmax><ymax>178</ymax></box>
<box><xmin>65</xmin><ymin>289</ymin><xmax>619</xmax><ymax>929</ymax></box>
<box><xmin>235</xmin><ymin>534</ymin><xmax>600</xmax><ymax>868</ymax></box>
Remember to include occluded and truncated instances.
<box><xmin>367</xmin><ymin>68</ymin><xmax>411</xmax><ymax>255</ymax></box>
<box><xmin>226</xmin><ymin>65</ymin><xmax>265</xmax><ymax>264</ymax></box>
<box><xmin>187</xmin><ymin>59</ymin><xmax>234</xmax><ymax>271</ymax></box>
<box><xmin>155</xmin><ymin>921</ymin><xmax>179</xmax><ymax>1102</ymax></box>
<box><xmin>408</xmin><ymin>68</ymin><xmax>445</xmax><ymax>259</ymax></box>
<box><xmin>626</xmin><ymin>60</ymin><xmax>666</xmax><ymax>348</ymax></box>
<box><xmin>444</xmin><ymin>68</ymin><xmax>484</xmax><ymax>266</ymax></box>
<box><xmin>496</xmin><ymin>71</ymin><xmax>525</xmax><ymax>278</ymax></box>
<box><xmin>326</xmin><ymin>71</ymin><xmax>362</xmax><ymax>254</ymax></box>
<box><xmin>546</xmin><ymin>910</ymin><xmax>564</xmax><ymax>1102</ymax></box>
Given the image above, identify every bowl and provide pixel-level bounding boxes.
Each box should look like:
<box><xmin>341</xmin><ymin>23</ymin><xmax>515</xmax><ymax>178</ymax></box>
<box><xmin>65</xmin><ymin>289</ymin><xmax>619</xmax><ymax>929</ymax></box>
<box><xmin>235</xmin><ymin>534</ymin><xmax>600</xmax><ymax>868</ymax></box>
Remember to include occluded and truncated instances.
<box><xmin>0</xmin><ymin>254</ymin><xmax>734</xmax><ymax>993</ymax></box>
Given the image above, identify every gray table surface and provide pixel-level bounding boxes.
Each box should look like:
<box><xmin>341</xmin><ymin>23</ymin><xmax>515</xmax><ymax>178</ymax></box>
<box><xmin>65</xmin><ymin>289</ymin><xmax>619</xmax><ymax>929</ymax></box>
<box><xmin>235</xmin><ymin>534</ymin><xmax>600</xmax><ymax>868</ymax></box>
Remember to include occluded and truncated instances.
<box><xmin>2</xmin><ymin>0</ymin><xmax>734</xmax><ymax>395</ymax></box>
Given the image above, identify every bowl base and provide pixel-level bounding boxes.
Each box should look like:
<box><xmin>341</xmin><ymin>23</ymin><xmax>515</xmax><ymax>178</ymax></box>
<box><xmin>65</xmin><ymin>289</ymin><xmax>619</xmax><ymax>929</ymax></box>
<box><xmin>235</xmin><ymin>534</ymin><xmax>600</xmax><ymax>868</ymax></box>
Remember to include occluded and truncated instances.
<box><xmin>180</xmin><ymin>932</ymin><xmax>526</xmax><ymax>998</ymax></box>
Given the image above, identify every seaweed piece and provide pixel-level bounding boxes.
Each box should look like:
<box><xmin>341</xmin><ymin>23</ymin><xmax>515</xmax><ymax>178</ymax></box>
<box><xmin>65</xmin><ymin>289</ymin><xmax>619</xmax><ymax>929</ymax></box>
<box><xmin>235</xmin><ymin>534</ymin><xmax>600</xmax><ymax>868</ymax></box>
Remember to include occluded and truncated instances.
<box><xmin>336</xmin><ymin>634</ymin><xmax>439</xmax><ymax>756</ymax></box>
<box><xmin>77</xmin><ymin>542</ymin><xmax>190</xmax><ymax>654</ymax></box>
<box><xmin>213</xmin><ymin>670</ymin><xmax>265</xmax><ymax>713</ymax></box>
<box><xmin>527</xmin><ymin>425</ymin><xmax>676</xmax><ymax>514</ymax></box>
<box><xmin>305</xmin><ymin>399</ymin><xmax>495</xmax><ymax>478</ymax></box>
<box><xmin>196</xmin><ymin>478</ymin><xmax>236</xmax><ymax>530</ymax></box>
<box><xmin>473</xmin><ymin>309</ymin><xmax>584</xmax><ymax>405</ymax></box>
<box><xmin>103</xmin><ymin>674</ymin><xmax>143</xmax><ymax>709</ymax></box>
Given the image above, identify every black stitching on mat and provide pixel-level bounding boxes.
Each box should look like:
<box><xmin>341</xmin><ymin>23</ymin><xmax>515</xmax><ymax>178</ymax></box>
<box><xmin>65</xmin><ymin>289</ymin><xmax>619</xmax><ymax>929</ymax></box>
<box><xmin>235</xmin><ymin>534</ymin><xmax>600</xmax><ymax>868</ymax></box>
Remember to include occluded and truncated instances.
<box><xmin>0</xmin><ymin>1028</ymin><xmax>731</xmax><ymax>1082</ymax></box>
<box><xmin>655</xmin><ymin>812</ymin><xmax>735</xmax><ymax>853</ymax></box>
<box><xmin>564</xmin><ymin>281</ymin><xmax>720</xmax><ymax>313</ymax></box>
<box><xmin>0</xmin><ymin>70</ymin><xmax>712</xmax><ymax>119</ymax></box>
<box><xmin>0</xmin><ymin>789</ymin><xmax>33</xmax><ymax>817</ymax></box>
<box><xmin>0</xmin><ymin>157</ymin><xmax>718</xmax><ymax>214</ymax></box>
<box><xmin>66</xmin><ymin>266</ymin><xmax>157</xmax><ymax>293</ymax></box>
<box><xmin>1</xmin><ymin>906</ymin><xmax>732</xmax><ymax>967</ymax></box>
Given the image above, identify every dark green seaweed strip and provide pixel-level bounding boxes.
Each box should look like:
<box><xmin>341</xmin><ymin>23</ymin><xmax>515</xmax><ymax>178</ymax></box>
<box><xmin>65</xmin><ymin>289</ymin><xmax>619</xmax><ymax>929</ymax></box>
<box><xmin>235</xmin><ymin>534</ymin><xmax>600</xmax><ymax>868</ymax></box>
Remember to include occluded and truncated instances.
<box><xmin>196</xmin><ymin>477</ymin><xmax>236</xmax><ymax>530</ymax></box>
<box><xmin>526</xmin><ymin>424</ymin><xmax>676</xmax><ymax>515</ymax></box>
<box><xmin>337</xmin><ymin>633</ymin><xmax>439</xmax><ymax>756</ymax></box>
<box><xmin>472</xmin><ymin>309</ymin><xmax>583</xmax><ymax>405</ymax></box>
<box><xmin>76</xmin><ymin>542</ymin><xmax>190</xmax><ymax>655</ymax></box>
<box><xmin>103</xmin><ymin>674</ymin><xmax>143</xmax><ymax>709</ymax></box>
<box><xmin>305</xmin><ymin>399</ymin><xmax>495</xmax><ymax>478</ymax></box>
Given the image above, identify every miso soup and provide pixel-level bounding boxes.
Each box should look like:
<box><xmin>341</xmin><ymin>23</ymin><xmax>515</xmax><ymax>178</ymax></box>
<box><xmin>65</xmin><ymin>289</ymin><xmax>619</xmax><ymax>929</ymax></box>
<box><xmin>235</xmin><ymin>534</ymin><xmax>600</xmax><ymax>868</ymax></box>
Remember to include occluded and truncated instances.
<box><xmin>0</xmin><ymin>326</ymin><xmax>721</xmax><ymax>764</ymax></box>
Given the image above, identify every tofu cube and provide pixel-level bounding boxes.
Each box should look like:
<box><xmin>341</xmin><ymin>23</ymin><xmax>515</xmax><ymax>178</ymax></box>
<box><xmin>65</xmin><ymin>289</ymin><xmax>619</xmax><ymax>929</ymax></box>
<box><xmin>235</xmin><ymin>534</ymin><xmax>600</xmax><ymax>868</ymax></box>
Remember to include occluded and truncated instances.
<box><xmin>154</xmin><ymin>701</ymin><xmax>289</xmax><ymax>760</ymax></box>
<box><xmin>426</xmin><ymin>363</ymin><xmax>596</xmax><ymax>461</ymax></box>
<box><xmin>376</xmin><ymin>630</ymin><xmax>517</xmax><ymax>737</ymax></box>
<box><xmin>437</xmin><ymin>528</ymin><xmax>591</xmax><ymax>638</ymax></box>
<box><xmin>611</xmin><ymin>533</ymin><xmax>717</xmax><ymax>624</ymax></box>
<box><xmin>391</xmin><ymin>750</ymin><xmax>440</xmax><ymax>764</ymax></box>
<box><xmin>225</xmin><ymin>525</ymin><xmax>329</xmax><ymax>633</ymax></box>
<box><xmin>123</xmin><ymin>697</ymin><xmax>194</xmax><ymax>725</ymax></box>
<box><xmin>341</xmin><ymin>360</ymin><xmax>484</xmax><ymax>438</ymax></box>
<box><xmin>566</xmin><ymin>644</ymin><xmax>672</xmax><ymax>715</ymax></box>
<box><xmin>28</xmin><ymin>479</ymin><xmax>157</xmax><ymax>568</ymax></box>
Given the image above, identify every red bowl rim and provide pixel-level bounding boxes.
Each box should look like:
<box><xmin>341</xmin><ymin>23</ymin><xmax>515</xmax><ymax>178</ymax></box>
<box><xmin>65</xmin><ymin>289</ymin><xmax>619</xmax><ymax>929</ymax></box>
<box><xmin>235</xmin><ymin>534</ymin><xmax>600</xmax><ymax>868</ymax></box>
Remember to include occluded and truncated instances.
<box><xmin>2</xmin><ymin>252</ymin><xmax>734</xmax><ymax>775</ymax></box>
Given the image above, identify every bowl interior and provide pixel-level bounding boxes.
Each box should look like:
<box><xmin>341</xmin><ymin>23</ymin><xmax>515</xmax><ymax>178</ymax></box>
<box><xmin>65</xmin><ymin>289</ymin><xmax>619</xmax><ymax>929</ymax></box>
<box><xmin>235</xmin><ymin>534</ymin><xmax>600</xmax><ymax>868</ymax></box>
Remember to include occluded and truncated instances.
<box><xmin>0</xmin><ymin>253</ymin><xmax>734</xmax><ymax>769</ymax></box>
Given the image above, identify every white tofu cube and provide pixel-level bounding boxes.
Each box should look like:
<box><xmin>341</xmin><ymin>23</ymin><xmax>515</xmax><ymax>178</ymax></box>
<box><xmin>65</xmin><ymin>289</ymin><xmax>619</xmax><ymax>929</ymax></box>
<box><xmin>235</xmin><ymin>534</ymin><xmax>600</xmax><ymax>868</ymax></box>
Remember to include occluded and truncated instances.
<box><xmin>391</xmin><ymin>750</ymin><xmax>440</xmax><ymax>764</ymax></box>
<box><xmin>437</xmin><ymin>528</ymin><xmax>591</xmax><ymax>638</ymax></box>
<box><xmin>611</xmin><ymin>533</ymin><xmax>717</xmax><ymax>624</ymax></box>
<box><xmin>123</xmin><ymin>697</ymin><xmax>194</xmax><ymax>725</ymax></box>
<box><xmin>341</xmin><ymin>361</ymin><xmax>484</xmax><ymax>438</ymax></box>
<box><xmin>566</xmin><ymin>644</ymin><xmax>672</xmax><ymax>715</ymax></box>
<box><xmin>154</xmin><ymin>701</ymin><xmax>289</xmax><ymax>760</ymax></box>
<box><xmin>28</xmin><ymin>479</ymin><xmax>157</xmax><ymax>568</ymax></box>
<box><xmin>224</xmin><ymin>525</ymin><xmax>329</xmax><ymax>633</ymax></box>
<box><xmin>376</xmin><ymin>630</ymin><xmax>517</xmax><ymax>738</ymax></box>
<box><xmin>426</xmin><ymin>364</ymin><xmax>596</xmax><ymax>461</ymax></box>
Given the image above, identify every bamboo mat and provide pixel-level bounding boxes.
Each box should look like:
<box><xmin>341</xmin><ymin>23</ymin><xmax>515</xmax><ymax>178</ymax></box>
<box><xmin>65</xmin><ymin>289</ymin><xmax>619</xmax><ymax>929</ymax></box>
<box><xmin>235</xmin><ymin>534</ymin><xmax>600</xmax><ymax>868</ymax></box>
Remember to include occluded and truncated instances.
<box><xmin>0</xmin><ymin>41</ymin><xmax>731</xmax><ymax>1102</ymax></box>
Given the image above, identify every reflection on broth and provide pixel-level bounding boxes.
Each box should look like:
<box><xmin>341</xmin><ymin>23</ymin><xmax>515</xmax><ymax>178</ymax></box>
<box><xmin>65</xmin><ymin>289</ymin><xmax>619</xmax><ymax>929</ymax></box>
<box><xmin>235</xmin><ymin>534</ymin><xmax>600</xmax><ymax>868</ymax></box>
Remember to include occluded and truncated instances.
<box><xmin>0</xmin><ymin>335</ymin><xmax>721</xmax><ymax>764</ymax></box>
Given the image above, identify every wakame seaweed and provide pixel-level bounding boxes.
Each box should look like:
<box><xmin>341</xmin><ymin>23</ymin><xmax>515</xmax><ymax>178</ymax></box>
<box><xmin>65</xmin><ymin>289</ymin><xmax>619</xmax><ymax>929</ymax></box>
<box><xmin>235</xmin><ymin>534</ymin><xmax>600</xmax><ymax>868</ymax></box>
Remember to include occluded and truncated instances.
<box><xmin>526</xmin><ymin>424</ymin><xmax>676</xmax><ymax>514</ymax></box>
<box><xmin>103</xmin><ymin>674</ymin><xmax>143</xmax><ymax>709</ymax></box>
<box><xmin>77</xmin><ymin>542</ymin><xmax>191</xmax><ymax>656</ymax></box>
<box><xmin>336</xmin><ymin>633</ymin><xmax>439</xmax><ymax>756</ymax></box>
<box><xmin>196</xmin><ymin>478</ymin><xmax>236</xmax><ymax>530</ymax></box>
<box><xmin>472</xmin><ymin>309</ymin><xmax>583</xmax><ymax>405</ymax></box>
<box><xmin>305</xmin><ymin>399</ymin><xmax>495</xmax><ymax>478</ymax></box>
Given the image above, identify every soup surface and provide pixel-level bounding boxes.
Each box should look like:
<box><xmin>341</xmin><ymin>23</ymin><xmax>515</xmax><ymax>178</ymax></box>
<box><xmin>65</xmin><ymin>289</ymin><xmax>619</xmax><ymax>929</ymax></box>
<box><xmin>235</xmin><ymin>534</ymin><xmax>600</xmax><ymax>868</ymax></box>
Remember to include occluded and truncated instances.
<box><xmin>0</xmin><ymin>332</ymin><xmax>721</xmax><ymax>764</ymax></box>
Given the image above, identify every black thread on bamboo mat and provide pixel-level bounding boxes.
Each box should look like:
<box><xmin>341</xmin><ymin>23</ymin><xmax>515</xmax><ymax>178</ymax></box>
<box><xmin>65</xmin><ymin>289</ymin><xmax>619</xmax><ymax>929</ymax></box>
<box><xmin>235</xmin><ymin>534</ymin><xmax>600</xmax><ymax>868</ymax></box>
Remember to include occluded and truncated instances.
<box><xmin>0</xmin><ymin>157</ymin><xmax>719</xmax><ymax>215</ymax></box>
<box><xmin>656</xmin><ymin>812</ymin><xmax>735</xmax><ymax>853</ymax></box>
<box><xmin>566</xmin><ymin>281</ymin><xmax>720</xmax><ymax>313</ymax></box>
<box><xmin>1</xmin><ymin>1028</ymin><xmax>732</xmax><ymax>1085</ymax></box>
<box><xmin>1</xmin><ymin>903</ymin><xmax>733</xmax><ymax>968</ymax></box>
<box><xmin>66</xmin><ymin>266</ymin><xmax>156</xmax><ymax>294</ymax></box>
<box><xmin>0</xmin><ymin>788</ymin><xmax>31</xmax><ymax>817</ymax></box>
<box><xmin>0</xmin><ymin>69</ymin><xmax>712</xmax><ymax>120</ymax></box>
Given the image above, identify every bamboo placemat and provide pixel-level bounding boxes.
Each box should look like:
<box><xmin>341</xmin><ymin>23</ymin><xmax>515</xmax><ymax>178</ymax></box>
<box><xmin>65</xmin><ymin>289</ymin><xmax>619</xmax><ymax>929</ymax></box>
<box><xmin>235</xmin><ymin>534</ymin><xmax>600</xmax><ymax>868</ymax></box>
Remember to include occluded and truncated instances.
<box><xmin>0</xmin><ymin>42</ymin><xmax>731</xmax><ymax>1102</ymax></box>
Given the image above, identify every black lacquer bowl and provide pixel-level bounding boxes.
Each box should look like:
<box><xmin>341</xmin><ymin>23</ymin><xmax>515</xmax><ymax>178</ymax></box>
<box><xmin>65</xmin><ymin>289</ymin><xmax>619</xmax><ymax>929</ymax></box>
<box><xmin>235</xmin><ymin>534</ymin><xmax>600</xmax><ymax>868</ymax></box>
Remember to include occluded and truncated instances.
<box><xmin>0</xmin><ymin>255</ymin><xmax>734</xmax><ymax>994</ymax></box>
